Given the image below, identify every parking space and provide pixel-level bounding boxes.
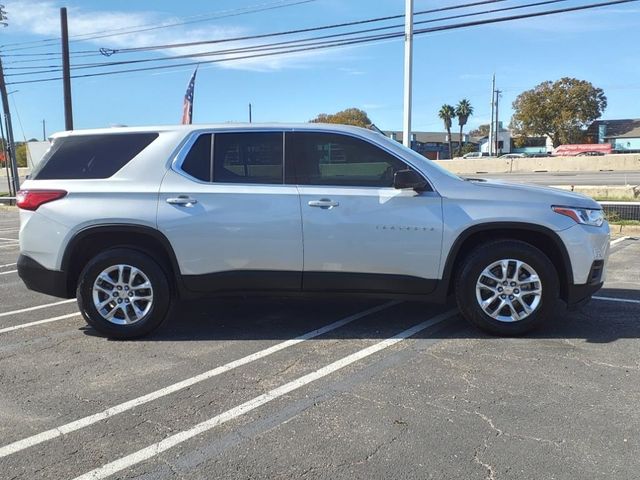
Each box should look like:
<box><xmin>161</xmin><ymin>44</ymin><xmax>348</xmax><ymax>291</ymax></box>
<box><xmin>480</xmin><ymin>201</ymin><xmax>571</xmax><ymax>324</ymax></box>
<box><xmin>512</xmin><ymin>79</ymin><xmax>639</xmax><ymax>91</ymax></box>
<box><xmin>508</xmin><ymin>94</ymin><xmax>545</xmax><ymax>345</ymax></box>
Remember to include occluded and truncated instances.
<box><xmin>0</xmin><ymin>209</ymin><xmax>638</xmax><ymax>480</ymax></box>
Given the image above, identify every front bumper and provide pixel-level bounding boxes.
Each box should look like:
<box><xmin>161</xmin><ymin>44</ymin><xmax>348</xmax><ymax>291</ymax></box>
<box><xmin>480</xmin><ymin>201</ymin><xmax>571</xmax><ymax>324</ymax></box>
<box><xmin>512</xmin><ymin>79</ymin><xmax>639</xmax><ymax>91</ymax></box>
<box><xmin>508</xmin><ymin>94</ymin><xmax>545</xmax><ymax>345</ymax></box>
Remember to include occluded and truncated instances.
<box><xmin>17</xmin><ymin>254</ymin><xmax>72</xmax><ymax>298</ymax></box>
<box><xmin>566</xmin><ymin>259</ymin><xmax>605</xmax><ymax>308</ymax></box>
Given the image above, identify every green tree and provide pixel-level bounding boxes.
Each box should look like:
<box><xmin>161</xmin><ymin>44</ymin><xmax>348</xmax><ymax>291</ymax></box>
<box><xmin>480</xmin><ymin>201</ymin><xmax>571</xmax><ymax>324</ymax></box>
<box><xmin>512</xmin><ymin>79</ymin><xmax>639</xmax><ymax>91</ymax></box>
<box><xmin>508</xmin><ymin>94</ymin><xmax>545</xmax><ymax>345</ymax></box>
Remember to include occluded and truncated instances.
<box><xmin>438</xmin><ymin>104</ymin><xmax>456</xmax><ymax>159</ymax></box>
<box><xmin>510</xmin><ymin>77</ymin><xmax>607</xmax><ymax>148</ymax></box>
<box><xmin>469</xmin><ymin>124</ymin><xmax>490</xmax><ymax>137</ymax></box>
<box><xmin>310</xmin><ymin>108</ymin><xmax>372</xmax><ymax>127</ymax></box>
<box><xmin>460</xmin><ymin>143</ymin><xmax>478</xmax><ymax>156</ymax></box>
<box><xmin>455</xmin><ymin>99</ymin><xmax>473</xmax><ymax>156</ymax></box>
<box><xmin>15</xmin><ymin>142</ymin><xmax>27</xmax><ymax>167</ymax></box>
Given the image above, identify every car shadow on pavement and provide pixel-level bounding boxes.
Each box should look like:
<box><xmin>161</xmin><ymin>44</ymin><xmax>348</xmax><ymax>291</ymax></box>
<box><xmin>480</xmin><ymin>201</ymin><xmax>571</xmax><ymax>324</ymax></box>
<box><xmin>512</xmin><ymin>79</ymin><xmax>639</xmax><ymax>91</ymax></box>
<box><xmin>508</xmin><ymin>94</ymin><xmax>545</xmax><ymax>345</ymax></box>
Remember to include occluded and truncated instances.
<box><xmin>80</xmin><ymin>288</ymin><xmax>640</xmax><ymax>344</ymax></box>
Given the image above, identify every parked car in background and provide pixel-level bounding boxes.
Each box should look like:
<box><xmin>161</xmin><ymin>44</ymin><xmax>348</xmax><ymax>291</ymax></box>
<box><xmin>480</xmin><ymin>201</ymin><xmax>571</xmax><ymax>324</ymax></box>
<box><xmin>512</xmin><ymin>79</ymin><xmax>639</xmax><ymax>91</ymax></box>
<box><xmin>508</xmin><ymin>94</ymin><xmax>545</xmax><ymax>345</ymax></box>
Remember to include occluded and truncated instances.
<box><xmin>554</xmin><ymin>144</ymin><xmax>612</xmax><ymax>156</ymax></box>
<box><xmin>576</xmin><ymin>151</ymin><xmax>605</xmax><ymax>156</ymax></box>
<box><xmin>462</xmin><ymin>152</ymin><xmax>492</xmax><ymax>159</ymax></box>
<box><xmin>16</xmin><ymin>123</ymin><xmax>609</xmax><ymax>339</ymax></box>
<box><xmin>498</xmin><ymin>153</ymin><xmax>527</xmax><ymax>159</ymax></box>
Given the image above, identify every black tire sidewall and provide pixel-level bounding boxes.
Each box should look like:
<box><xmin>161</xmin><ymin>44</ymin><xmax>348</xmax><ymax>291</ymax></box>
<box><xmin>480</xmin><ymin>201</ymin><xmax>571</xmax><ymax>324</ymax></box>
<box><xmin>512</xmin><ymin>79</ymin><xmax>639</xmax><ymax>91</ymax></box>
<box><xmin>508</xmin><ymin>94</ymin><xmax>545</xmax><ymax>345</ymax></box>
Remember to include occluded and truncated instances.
<box><xmin>77</xmin><ymin>248</ymin><xmax>171</xmax><ymax>339</ymax></box>
<box><xmin>456</xmin><ymin>240</ymin><xmax>559</xmax><ymax>336</ymax></box>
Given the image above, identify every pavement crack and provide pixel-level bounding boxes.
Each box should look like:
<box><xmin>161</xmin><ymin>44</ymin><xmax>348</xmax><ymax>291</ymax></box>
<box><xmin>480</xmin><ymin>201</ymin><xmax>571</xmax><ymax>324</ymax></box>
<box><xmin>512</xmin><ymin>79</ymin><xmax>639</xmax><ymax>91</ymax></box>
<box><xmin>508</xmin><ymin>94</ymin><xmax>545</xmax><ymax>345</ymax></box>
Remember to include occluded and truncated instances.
<box><xmin>474</xmin><ymin>411</ymin><xmax>503</xmax><ymax>437</ymax></box>
<box><xmin>473</xmin><ymin>439</ymin><xmax>497</xmax><ymax>480</ymax></box>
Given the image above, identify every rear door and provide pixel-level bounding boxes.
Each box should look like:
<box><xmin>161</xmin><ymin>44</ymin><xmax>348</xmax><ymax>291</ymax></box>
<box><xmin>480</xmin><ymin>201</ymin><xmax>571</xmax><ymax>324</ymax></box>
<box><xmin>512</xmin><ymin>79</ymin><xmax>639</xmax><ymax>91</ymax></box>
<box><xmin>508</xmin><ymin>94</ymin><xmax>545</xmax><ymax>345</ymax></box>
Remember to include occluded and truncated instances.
<box><xmin>157</xmin><ymin>130</ymin><xmax>303</xmax><ymax>293</ymax></box>
<box><xmin>286</xmin><ymin>131</ymin><xmax>443</xmax><ymax>294</ymax></box>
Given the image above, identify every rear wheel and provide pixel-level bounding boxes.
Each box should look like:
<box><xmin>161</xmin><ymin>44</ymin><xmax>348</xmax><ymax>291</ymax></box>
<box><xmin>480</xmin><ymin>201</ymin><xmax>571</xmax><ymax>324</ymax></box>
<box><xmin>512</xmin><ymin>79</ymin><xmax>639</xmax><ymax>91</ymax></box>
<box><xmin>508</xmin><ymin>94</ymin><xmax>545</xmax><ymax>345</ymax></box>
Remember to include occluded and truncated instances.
<box><xmin>77</xmin><ymin>248</ymin><xmax>171</xmax><ymax>339</ymax></box>
<box><xmin>455</xmin><ymin>240</ymin><xmax>559</xmax><ymax>336</ymax></box>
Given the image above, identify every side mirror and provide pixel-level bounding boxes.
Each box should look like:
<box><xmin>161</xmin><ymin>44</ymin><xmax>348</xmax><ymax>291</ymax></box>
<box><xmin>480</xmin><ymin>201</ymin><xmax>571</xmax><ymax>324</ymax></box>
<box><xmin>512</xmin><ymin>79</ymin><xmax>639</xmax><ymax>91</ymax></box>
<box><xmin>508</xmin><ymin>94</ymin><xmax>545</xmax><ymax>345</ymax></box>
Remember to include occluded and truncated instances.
<box><xmin>393</xmin><ymin>169</ymin><xmax>429</xmax><ymax>192</ymax></box>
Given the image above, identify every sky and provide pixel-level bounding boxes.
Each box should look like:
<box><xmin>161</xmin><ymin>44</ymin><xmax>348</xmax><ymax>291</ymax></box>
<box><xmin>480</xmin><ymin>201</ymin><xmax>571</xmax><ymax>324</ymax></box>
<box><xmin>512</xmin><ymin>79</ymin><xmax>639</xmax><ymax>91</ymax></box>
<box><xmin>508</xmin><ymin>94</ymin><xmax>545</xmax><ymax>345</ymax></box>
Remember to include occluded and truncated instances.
<box><xmin>0</xmin><ymin>0</ymin><xmax>639</xmax><ymax>140</ymax></box>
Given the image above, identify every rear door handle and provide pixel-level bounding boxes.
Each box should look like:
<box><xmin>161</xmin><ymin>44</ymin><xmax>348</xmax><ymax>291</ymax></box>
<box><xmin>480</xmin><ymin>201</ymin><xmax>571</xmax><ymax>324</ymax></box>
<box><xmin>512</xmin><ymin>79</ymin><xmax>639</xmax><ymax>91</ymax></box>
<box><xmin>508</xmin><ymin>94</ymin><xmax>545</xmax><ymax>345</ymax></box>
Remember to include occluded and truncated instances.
<box><xmin>166</xmin><ymin>195</ymin><xmax>198</xmax><ymax>207</ymax></box>
<box><xmin>308</xmin><ymin>199</ymin><xmax>339</xmax><ymax>209</ymax></box>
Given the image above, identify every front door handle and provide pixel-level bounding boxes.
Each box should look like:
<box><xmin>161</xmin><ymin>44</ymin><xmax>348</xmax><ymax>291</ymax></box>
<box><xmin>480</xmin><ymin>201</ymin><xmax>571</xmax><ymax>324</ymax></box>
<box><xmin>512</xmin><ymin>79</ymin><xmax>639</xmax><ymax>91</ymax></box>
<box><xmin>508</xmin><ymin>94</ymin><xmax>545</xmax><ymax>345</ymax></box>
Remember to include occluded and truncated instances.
<box><xmin>166</xmin><ymin>195</ymin><xmax>198</xmax><ymax>207</ymax></box>
<box><xmin>308</xmin><ymin>199</ymin><xmax>339</xmax><ymax>209</ymax></box>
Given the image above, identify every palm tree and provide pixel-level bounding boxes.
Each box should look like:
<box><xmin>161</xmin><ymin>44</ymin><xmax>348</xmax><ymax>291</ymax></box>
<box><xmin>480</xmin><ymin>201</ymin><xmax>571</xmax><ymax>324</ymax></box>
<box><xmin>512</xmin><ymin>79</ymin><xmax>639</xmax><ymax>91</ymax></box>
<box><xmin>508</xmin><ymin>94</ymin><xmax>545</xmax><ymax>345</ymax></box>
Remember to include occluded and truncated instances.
<box><xmin>438</xmin><ymin>104</ymin><xmax>456</xmax><ymax>159</ymax></box>
<box><xmin>455</xmin><ymin>99</ymin><xmax>474</xmax><ymax>156</ymax></box>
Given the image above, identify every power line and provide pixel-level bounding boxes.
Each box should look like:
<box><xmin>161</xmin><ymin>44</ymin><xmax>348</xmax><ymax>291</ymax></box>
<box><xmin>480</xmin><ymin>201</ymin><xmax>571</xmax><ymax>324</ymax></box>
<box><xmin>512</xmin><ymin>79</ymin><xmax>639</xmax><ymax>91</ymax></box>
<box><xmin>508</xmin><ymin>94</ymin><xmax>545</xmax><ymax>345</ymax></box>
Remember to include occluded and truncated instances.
<box><xmin>0</xmin><ymin>0</ymin><xmax>318</xmax><ymax>51</ymax></box>
<box><xmin>6</xmin><ymin>0</ymin><xmax>638</xmax><ymax>86</ymax></box>
<box><xmin>97</xmin><ymin>0</ymin><xmax>510</xmax><ymax>55</ymax></box>
<box><xmin>2</xmin><ymin>0</ymin><xmax>573</xmax><ymax>76</ymax></box>
<box><xmin>0</xmin><ymin>0</ymin><xmax>508</xmax><ymax>58</ymax></box>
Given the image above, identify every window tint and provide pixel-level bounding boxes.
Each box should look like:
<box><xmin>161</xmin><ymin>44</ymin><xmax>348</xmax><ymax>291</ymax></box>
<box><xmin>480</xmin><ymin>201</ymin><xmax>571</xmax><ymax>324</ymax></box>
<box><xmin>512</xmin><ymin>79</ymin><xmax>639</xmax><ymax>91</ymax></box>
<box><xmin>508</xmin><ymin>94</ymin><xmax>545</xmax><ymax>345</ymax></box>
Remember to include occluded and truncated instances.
<box><xmin>213</xmin><ymin>132</ymin><xmax>283</xmax><ymax>184</ymax></box>
<box><xmin>181</xmin><ymin>134</ymin><xmax>212</xmax><ymax>181</ymax></box>
<box><xmin>32</xmin><ymin>133</ymin><xmax>158</xmax><ymax>180</ymax></box>
<box><xmin>287</xmin><ymin>132</ymin><xmax>408</xmax><ymax>187</ymax></box>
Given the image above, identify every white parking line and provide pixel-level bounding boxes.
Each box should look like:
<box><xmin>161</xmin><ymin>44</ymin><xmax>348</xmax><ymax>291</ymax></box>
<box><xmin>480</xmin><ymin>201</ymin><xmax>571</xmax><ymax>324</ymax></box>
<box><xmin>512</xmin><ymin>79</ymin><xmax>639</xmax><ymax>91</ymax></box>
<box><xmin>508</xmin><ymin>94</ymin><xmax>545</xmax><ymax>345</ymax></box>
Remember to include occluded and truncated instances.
<box><xmin>0</xmin><ymin>299</ymin><xmax>76</xmax><ymax>318</ymax></box>
<box><xmin>0</xmin><ymin>243</ymin><xmax>19</xmax><ymax>249</ymax></box>
<box><xmin>0</xmin><ymin>301</ymin><xmax>400</xmax><ymax>458</ymax></box>
<box><xmin>594</xmin><ymin>296</ymin><xmax>640</xmax><ymax>305</ymax></box>
<box><xmin>0</xmin><ymin>269</ymin><xmax>17</xmax><ymax>275</ymax></box>
<box><xmin>0</xmin><ymin>312</ymin><xmax>80</xmax><ymax>334</ymax></box>
<box><xmin>0</xmin><ymin>262</ymin><xmax>16</xmax><ymax>268</ymax></box>
<box><xmin>0</xmin><ymin>237</ymin><xmax>18</xmax><ymax>241</ymax></box>
<box><xmin>71</xmin><ymin>308</ymin><xmax>457</xmax><ymax>480</ymax></box>
<box><xmin>610</xmin><ymin>236</ymin><xmax>630</xmax><ymax>246</ymax></box>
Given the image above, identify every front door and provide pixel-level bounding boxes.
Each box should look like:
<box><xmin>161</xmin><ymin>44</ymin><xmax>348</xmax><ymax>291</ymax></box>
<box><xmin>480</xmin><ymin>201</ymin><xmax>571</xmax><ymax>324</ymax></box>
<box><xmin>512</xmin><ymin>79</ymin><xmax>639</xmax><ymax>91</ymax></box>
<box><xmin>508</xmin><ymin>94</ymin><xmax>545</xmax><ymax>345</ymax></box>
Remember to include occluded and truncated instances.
<box><xmin>157</xmin><ymin>131</ymin><xmax>303</xmax><ymax>293</ymax></box>
<box><xmin>286</xmin><ymin>131</ymin><xmax>443</xmax><ymax>294</ymax></box>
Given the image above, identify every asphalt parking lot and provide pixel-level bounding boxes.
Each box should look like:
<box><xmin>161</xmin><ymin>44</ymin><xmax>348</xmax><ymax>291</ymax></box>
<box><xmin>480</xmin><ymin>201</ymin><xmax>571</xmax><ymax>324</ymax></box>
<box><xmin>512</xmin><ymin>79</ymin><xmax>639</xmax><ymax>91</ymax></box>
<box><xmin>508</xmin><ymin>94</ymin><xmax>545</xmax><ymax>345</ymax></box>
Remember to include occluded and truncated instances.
<box><xmin>0</xmin><ymin>208</ymin><xmax>639</xmax><ymax>480</ymax></box>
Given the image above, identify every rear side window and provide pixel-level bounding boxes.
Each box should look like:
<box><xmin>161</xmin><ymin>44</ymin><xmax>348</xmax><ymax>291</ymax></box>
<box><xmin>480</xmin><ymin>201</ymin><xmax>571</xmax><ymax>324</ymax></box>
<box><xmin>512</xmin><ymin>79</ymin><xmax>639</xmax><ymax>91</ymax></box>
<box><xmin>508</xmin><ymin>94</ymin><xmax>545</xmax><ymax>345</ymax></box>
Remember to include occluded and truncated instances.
<box><xmin>32</xmin><ymin>133</ymin><xmax>158</xmax><ymax>180</ymax></box>
<box><xmin>213</xmin><ymin>132</ymin><xmax>283</xmax><ymax>184</ymax></box>
<box><xmin>181</xmin><ymin>134</ymin><xmax>212</xmax><ymax>181</ymax></box>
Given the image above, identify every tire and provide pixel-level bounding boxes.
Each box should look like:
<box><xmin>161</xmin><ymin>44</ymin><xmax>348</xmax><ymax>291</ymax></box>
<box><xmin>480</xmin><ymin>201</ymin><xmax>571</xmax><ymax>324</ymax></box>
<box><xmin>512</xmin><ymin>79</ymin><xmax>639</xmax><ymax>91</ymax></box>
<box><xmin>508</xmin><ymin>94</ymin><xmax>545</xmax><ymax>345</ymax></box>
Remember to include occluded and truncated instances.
<box><xmin>76</xmin><ymin>248</ymin><xmax>171</xmax><ymax>339</ymax></box>
<box><xmin>454</xmin><ymin>239</ymin><xmax>559</xmax><ymax>336</ymax></box>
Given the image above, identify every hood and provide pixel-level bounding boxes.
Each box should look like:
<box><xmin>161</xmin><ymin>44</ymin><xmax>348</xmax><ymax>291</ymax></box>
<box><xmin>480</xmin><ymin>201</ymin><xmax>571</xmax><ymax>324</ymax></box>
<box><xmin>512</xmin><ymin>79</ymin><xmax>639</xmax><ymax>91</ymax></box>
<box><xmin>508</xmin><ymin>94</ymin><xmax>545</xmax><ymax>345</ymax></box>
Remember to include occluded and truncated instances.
<box><xmin>465</xmin><ymin>178</ymin><xmax>601</xmax><ymax>209</ymax></box>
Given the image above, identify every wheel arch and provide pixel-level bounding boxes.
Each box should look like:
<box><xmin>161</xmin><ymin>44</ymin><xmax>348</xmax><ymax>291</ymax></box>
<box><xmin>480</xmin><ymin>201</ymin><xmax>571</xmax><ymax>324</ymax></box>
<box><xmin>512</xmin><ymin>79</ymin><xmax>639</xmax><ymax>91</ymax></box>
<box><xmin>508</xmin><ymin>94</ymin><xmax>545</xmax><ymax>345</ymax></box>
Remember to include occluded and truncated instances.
<box><xmin>61</xmin><ymin>224</ymin><xmax>183</xmax><ymax>298</ymax></box>
<box><xmin>441</xmin><ymin>222</ymin><xmax>573</xmax><ymax>302</ymax></box>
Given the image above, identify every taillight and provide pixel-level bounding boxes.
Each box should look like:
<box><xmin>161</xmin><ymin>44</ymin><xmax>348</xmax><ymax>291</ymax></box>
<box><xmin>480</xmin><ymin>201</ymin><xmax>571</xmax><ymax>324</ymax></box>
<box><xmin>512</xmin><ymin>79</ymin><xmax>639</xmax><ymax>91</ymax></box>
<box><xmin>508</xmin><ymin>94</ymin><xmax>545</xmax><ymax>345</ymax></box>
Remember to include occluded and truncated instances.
<box><xmin>16</xmin><ymin>190</ymin><xmax>67</xmax><ymax>211</ymax></box>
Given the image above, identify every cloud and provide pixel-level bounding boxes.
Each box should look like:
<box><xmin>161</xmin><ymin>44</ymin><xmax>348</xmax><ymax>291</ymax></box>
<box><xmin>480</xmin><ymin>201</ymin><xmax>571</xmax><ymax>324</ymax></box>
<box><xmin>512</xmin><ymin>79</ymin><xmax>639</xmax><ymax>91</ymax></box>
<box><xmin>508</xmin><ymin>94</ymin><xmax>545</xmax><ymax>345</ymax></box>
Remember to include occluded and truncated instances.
<box><xmin>459</xmin><ymin>73</ymin><xmax>492</xmax><ymax>81</ymax></box>
<box><xmin>3</xmin><ymin>0</ymin><xmax>339</xmax><ymax>72</ymax></box>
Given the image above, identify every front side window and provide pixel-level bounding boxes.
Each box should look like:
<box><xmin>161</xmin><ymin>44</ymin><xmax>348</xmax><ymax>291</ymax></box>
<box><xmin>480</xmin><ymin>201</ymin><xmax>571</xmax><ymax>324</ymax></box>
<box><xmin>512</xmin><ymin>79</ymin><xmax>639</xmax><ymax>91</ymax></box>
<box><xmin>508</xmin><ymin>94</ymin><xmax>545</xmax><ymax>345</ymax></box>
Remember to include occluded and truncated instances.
<box><xmin>286</xmin><ymin>132</ymin><xmax>408</xmax><ymax>187</ymax></box>
<box><xmin>213</xmin><ymin>132</ymin><xmax>283</xmax><ymax>184</ymax></box>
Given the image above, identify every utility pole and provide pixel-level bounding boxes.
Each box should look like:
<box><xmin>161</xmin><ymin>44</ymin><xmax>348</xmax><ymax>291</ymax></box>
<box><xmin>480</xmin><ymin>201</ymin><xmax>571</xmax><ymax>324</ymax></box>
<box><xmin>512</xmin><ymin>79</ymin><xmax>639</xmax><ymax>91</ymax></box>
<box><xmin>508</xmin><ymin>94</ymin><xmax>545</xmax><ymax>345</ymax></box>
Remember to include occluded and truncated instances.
<box><xmin>0</xmin><ymin>56</ymin><xmax>19</xmax><ymax>197</ymax></box>
<box><xmin>42</xmin><ymin>119</ymin><xmax>46</xmax><ymax>140</ymax></box>
<box><xmin>488</xmin><ymin>74</ymin><xmax>495</xmax><ymax>156</ymax></box>
<box><xmin>402</xmin><ymin>0</ymin><xmax>413</xmax><ymax>148</ymax></box>
<box><xmin>60</xmin><ymin>7</ymin><xmax>73</xmax><ymax>130</ymax></box>
<box><xmin>494</xmin><ymin>89</ymin><xmax>502</xmax><ymax>155</ymax></box>
<box><xmin>0</xmin><ymin>114</ymin><xmax>11</xmax><ymax>196</ymax></box>
<box><xmin>248</xmin><ymin>103</ymin><xmax>252</xmax><ymax>123</ymax></box>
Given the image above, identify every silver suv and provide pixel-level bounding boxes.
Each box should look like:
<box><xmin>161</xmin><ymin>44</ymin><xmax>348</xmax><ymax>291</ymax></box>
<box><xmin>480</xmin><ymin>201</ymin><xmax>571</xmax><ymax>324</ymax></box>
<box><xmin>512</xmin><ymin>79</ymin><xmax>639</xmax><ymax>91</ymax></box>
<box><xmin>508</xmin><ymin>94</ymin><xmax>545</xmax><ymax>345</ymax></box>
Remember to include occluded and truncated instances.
<box><xmin>16</xmin><ymin>124</ymin><xmax>609</xmax><ymax>338</ymax></box>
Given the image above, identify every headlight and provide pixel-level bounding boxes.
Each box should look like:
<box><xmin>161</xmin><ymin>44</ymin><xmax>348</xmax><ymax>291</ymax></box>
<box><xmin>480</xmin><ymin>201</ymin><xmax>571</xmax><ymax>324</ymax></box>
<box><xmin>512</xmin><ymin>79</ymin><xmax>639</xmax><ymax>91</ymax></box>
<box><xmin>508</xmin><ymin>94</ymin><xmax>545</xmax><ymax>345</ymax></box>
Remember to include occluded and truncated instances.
<box><xmin>552</xmin><ymin>206</ymin><xmax>605</xmax><ymax>227</ymax></box>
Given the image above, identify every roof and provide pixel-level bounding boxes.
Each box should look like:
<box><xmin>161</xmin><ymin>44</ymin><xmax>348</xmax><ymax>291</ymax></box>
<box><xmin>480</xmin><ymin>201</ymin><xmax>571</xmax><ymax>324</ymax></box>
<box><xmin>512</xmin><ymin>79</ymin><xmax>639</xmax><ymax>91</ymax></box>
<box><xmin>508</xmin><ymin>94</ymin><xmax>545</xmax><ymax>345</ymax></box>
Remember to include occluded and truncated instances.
<box><xmin>589</xmin><ymin>119</ymin><xmax>640</xmax><ymax>139</ymax></box>
<box><xmin>49</xmin><ymin>122</ymin><xmax>381</xmax><ymax>139</ymax></box>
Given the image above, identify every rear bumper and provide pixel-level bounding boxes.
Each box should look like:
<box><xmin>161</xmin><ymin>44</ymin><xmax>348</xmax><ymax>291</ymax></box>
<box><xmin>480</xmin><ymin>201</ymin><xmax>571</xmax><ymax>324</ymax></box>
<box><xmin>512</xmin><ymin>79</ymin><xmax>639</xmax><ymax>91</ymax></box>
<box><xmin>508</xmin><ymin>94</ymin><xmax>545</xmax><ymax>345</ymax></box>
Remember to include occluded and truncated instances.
<box><xmin>17</xmin><ymin>254</ymin><xmax>72</xmax><ymax>298</ymax></box>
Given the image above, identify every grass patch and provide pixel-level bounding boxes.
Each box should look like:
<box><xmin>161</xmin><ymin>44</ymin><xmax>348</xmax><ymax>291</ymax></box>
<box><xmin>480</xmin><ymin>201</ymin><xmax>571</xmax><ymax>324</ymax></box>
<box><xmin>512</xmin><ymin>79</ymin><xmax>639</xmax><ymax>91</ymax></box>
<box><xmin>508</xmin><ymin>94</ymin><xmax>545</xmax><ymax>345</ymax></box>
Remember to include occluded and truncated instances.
<box><xmin>593</xmin><ymin>196</ymin><xmax>639</xmax><ymax>202</ymax></box>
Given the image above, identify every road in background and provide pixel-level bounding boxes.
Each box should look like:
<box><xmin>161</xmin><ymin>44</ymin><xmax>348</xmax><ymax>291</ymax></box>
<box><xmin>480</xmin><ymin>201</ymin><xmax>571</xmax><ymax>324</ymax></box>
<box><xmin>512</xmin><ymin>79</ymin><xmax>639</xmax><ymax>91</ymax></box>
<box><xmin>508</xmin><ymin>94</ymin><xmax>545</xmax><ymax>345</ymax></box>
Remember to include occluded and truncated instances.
<box><xmin>472</xmin><ymin>170</ymin><xmax>640</xmax><ymax>186</ymax></box>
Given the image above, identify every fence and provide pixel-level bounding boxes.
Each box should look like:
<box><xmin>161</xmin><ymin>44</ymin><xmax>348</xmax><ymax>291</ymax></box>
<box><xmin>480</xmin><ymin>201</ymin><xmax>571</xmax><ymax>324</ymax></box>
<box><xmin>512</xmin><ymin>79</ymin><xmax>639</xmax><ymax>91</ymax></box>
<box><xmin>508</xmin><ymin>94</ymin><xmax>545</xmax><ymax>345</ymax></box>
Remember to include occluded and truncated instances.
<box><xmin>600</xmin><ymin>201</ymin><xmax>640</xmax><ymax>222</ymax></box>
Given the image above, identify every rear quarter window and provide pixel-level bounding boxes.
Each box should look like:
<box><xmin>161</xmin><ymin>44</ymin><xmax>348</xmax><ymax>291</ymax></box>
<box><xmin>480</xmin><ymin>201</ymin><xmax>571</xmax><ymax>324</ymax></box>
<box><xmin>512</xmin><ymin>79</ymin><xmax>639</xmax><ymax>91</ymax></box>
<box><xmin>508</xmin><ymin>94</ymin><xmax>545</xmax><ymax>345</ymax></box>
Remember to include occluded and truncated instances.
<box><xmin>31</xmin><ymin>132</ymin><xmax>159</xmax><ymax>180</ymax></box>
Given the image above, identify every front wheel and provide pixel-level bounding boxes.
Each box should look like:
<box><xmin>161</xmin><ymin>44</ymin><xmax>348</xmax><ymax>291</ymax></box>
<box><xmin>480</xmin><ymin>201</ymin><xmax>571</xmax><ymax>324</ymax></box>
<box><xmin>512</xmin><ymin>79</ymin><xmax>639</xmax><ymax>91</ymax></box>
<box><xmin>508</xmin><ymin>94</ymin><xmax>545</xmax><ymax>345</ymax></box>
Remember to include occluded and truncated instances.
<box><xmin>77</xmin><ymin>248</ymin><xmax>172</xmax><ymax>339</ymax></box>
<box><xmin>455</xmin><ymin>240</ymin><xmax>559</xmax><ymax>336</ymax></box>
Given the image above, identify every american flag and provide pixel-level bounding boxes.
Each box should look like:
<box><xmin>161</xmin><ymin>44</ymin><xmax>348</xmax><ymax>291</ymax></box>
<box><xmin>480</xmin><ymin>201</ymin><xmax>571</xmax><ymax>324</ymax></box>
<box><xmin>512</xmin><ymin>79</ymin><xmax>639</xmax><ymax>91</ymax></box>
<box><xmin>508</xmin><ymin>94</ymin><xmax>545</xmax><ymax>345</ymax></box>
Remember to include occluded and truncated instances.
<box><xmin>181</xmin><ymin>67</ymin><xmax>198</xmax><ymax>125</ymax></box>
